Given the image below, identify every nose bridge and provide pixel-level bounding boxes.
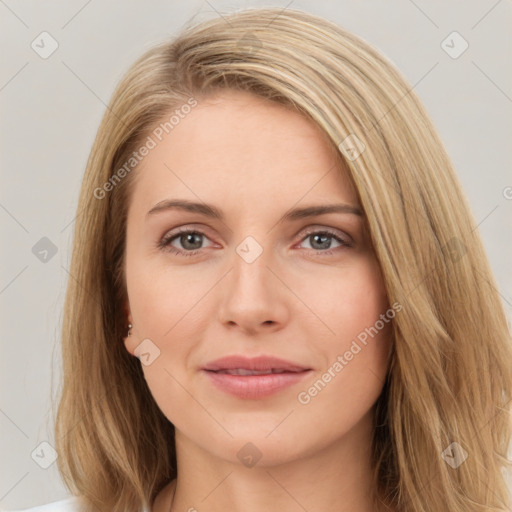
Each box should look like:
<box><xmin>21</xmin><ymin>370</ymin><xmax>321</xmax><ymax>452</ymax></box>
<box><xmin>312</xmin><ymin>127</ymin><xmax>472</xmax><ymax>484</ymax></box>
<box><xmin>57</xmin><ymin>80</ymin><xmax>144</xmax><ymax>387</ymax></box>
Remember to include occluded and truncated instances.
<box><xmin>230</xmin><ymin>235</ymin><xmax>275</xmax><ymax>301</ymax></box>
<box><xmin>216</xmin><ymin>235</ymin><xmax>288</xmax><ymax>332</ymax></box>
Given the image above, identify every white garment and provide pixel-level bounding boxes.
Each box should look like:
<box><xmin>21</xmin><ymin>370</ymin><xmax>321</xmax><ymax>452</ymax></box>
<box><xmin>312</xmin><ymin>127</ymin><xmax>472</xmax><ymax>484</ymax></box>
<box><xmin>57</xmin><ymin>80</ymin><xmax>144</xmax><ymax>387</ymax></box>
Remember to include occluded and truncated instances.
<box><xmin>4</xmin><ymin>497</ymin><xmax>150</xmax><ymax>512</ymax></box>
<box><xmin>3</xmin><ymin>498</ymin><xmax>79</xmax><ymax>512</ymax></box>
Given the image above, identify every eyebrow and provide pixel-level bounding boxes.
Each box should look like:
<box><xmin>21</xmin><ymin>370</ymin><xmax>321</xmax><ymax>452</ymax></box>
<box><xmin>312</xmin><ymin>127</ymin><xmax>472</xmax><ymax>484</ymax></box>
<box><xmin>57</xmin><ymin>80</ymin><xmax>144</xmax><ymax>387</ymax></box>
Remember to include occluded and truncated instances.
<box><xmin>146</xmin><ymin>199</ymin><xmax>363</xmax><ymax>222</ymax></box>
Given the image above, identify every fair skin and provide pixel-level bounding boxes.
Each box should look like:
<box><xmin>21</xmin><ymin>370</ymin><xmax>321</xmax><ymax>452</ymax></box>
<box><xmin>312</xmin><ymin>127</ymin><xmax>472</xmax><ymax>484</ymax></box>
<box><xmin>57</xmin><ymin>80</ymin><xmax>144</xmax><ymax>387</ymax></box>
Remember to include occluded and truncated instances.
<box><xmin>123</xmin><ymin>89</ymin><xmax>393</xmax><ymax>512</ymax></box>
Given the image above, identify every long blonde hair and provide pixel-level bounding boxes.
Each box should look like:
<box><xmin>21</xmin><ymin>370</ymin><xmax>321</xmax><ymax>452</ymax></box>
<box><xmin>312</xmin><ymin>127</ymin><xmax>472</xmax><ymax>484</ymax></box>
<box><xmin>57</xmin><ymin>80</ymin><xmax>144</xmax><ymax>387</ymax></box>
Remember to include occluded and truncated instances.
<box><xmin>54</xmin><ymin>7</ymin><xmax>512</xmax><ymax>511</ymax></box>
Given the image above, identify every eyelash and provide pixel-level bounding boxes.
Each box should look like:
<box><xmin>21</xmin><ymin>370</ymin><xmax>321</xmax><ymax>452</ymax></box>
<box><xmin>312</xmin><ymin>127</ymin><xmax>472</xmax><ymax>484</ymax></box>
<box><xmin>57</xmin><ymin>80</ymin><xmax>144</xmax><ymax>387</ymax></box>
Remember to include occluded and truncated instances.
<box><xmin>157</xmin><ymin>227</ymin><xmax>353</xmax><ymax>258</ymax></box>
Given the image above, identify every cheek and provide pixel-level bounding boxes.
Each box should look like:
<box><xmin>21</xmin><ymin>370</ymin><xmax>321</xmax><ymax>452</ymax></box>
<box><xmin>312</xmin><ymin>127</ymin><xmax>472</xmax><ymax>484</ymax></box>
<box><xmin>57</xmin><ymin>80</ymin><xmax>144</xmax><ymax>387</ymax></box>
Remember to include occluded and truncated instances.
<box><xmin>127</xmin><ymin>257</ymin><xmax>213</xmax><ymax>340</ymax></box>
<box><xmin>125</xmin><ymin>261</ymin><xmax>214</xmax><ymax>421</ymax></box>
<box><xmin>126</xmin><ymin>271</ymin><xmax>201</xmax><ymax>426</ymax></box>
<box><xmin>295</xmin><ymin>256</ymin><xmax>392</xmax><ymax>405</ymax></box>
<box><xmin>302</xmin><ymin>254</ymin><xmax>389</xmax><ymax>344</ymax></box>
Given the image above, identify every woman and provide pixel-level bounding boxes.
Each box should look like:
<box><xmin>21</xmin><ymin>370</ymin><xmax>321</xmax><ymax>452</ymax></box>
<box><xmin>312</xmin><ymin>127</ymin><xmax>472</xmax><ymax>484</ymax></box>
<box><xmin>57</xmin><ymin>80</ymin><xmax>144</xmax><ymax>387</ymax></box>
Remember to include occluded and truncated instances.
<box><xmin>14</xmin><ymin>7</ymin><xmax>512</xmax><ymax>512</ymax></box>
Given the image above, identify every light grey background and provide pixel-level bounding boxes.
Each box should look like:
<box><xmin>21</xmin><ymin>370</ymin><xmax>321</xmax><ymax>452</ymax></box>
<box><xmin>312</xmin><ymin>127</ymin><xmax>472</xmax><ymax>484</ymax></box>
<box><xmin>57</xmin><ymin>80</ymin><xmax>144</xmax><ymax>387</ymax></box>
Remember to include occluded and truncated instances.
<box><xmin>1</xmin><ymin>0</ymin><xmax>511</xmax><ymax>509</ymax></box>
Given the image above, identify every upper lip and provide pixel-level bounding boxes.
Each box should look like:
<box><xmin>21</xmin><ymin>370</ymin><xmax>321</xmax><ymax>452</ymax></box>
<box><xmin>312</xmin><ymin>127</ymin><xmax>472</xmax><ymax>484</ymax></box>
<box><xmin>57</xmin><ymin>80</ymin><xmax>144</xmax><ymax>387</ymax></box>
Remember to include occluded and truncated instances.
<box><xmin>203</xmin><ymin>355</ymin><xmax>311</xmax><ymax>373</ymax></box>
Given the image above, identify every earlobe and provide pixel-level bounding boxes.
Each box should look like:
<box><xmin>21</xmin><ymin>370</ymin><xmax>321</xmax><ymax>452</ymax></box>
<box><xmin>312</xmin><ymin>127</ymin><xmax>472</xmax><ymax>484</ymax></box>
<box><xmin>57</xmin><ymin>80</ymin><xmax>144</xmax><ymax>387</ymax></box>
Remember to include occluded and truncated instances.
<box><xmin>123</xmin><ymin>300</ymin><xmax>135</xmax><ymax>355</ymax></box>
<box><xmin>123</xmin><ymin>326</ymin><xmax>138</xmax><ymax>356</ymax></box>
<box><xmin>124</xmin><ymin>335</ymin><xmax>136</xmax><ymax>356</ymax></box>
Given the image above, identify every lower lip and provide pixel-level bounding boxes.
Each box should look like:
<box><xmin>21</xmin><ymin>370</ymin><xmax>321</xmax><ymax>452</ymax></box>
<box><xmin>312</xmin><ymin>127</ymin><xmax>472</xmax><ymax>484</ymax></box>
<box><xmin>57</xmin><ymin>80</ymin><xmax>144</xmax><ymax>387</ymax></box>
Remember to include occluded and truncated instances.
<box><xmin>202</xmin><ymin>370</ymin><xmax>311</xmax><ymax>399</ymax></box>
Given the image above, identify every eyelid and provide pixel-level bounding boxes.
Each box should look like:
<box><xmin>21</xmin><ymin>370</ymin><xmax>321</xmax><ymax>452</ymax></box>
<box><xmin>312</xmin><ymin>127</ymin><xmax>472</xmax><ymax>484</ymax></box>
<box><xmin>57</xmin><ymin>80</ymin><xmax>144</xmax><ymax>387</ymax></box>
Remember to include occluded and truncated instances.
<box><xmin>298</xmin><ymin>225</ymin><xmax>353</xmax><ymax>243</ymax></box>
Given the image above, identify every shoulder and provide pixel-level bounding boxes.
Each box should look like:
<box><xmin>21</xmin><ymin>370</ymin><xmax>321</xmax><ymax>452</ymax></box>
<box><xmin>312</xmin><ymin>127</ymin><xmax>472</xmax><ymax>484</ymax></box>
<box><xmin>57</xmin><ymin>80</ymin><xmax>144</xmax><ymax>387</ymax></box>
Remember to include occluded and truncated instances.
<box><xmin>3</xmin><ymin>497</ymin><xmax>81</xmax><ymax>512</ymax></box>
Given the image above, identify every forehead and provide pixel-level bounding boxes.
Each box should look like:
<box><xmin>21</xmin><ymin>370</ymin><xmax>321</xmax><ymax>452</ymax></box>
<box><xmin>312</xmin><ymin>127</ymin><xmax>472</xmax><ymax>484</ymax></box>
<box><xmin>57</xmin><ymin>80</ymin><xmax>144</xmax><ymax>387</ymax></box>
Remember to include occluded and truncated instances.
<box><xmin>130</xmin><ymin>89</ymin><xmax>358</xmax><ymax>214</ymax></box>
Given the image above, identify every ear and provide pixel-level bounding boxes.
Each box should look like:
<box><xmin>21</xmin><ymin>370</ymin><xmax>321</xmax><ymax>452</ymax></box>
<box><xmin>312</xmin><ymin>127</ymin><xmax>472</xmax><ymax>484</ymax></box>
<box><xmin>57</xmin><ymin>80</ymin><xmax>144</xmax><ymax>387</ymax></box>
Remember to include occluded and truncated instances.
<box><xmin>123</xmin><ymin>299</ymin><xmax>136</xmax><ymax>356</ymax></box>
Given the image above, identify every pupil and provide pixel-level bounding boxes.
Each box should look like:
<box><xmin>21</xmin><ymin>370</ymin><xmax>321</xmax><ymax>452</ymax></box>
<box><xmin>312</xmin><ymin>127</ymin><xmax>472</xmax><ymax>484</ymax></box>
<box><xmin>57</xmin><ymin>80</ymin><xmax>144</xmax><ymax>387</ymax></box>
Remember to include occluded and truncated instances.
<box><xmin>312</xmin><ymin>233</ymin><xmax>330</xmax><ymax>250</ymax></box>
<box><xmin>183</xmin><ymin>233</ymin><xmax>202</xmax><ymax>250</ymax></box>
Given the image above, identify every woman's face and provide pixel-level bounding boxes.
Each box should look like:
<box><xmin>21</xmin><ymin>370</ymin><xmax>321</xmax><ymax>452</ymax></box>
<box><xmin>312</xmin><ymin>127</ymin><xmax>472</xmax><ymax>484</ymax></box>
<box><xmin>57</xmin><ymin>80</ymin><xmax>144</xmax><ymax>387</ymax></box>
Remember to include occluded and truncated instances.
<box><xmin>124</xmin><ymin>89</ymin><xmax>393</xmax><ymax>466</ymax></box>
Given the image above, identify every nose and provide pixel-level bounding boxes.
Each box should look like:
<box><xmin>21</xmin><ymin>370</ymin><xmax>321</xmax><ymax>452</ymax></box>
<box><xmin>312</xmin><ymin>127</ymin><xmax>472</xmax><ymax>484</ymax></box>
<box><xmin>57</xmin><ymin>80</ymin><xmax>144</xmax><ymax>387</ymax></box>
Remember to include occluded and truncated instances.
<box><xmin>216</xmin><ymin>245</ymin><xmax>290</xmax><ymax>336</ymax></box>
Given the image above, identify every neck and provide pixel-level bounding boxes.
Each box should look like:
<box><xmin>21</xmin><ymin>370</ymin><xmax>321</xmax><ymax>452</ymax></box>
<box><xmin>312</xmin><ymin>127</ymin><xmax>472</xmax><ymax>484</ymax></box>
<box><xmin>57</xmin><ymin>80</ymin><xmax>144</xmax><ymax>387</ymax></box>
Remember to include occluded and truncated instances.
<box><xmin>160</xmin><ymin>409</ymin><xmax>382</xmax><ymax>512</ymax></box>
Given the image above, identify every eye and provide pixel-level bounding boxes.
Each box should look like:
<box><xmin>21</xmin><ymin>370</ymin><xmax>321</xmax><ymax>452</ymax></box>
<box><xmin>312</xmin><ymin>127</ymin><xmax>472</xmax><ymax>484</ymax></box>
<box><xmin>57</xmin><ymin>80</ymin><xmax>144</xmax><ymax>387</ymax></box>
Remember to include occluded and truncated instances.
<box><xmin>297</xmin><ymin>228</ymin><xmax>352</xmax><ymax>256</ymax></box>
<box><xmin>158</xmin><ymin>228</ymin><xmax>214</xmax><ymax>257</ymax></box>
<box><xmin>158</xmin><ymin>227</ymin><xmax>352</xmax><ymax>257</ymax></box>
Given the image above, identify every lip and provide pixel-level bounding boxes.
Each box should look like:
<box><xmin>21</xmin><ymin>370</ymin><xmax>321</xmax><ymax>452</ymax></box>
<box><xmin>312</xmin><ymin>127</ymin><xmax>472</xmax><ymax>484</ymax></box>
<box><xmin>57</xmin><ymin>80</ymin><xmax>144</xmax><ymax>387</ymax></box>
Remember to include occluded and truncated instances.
<box><xmin>202</xmin><ymin>355</ymin><xmax>312</xmax><ymax>399</ymax></box>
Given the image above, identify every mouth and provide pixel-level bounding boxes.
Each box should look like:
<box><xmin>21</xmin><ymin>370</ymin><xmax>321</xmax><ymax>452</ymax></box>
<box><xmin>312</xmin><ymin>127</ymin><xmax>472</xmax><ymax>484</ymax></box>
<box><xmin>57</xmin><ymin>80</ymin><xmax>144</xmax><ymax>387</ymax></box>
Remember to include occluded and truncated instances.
<box><xmin>202</xmin><ymin>355</ymin><xmax>312</xmax><ymax>399</ymax></box>
<box><xmin>203</xmin><ymin>354</ymin><xmax>310</xmax><ymax>373</ymax></box>
<box><xmin>211</xmin><ymin>368</ymin><xmax>304</xmax><ymax>375</ymax></box>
